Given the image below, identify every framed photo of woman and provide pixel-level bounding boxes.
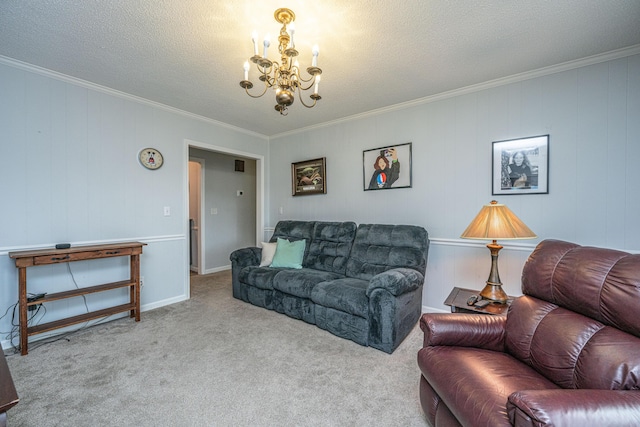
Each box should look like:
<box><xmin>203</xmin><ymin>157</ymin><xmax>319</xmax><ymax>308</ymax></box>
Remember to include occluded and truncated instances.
<box><xmin>492</xmin><ymin>135</ymin><xmax>549</xmax><ymax>195</ymax></box>
<box><xmin>363</xmin><ymin>142</ymin><xmax>412</xmax><ymax>191</ymax></box>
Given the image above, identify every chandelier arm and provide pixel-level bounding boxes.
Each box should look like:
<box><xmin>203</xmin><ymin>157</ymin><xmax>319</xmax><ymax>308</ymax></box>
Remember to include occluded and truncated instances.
<box><xmin>297</xmin><ymin>90</ymin><xmax>318</xmax><ymax>109</ymax></box>
<box><xmin>296</xmin><ymin>73</ymin><xmax>315</xmax><ymax>84</ymax></box>
<box><xmin>298</xmin><ymin>79</ymin><xmax>316</xmax><ymax>91</ymax></box>
<box><xmin>244</xmin><ymin>84</ymin><xmax>269</xmax><ymax>99</ymax></box>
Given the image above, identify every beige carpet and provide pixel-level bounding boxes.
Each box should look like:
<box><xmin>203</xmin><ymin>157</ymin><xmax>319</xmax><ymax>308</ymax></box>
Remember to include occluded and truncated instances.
<box><xmin>5</xmin><ymin>270</ymin><xmax>427</xmax><ymax>426</ymax></box>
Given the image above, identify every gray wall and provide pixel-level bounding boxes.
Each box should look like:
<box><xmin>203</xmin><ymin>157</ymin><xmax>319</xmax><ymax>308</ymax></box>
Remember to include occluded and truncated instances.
<box><xmin>0</xmin><ymin>59</ymin><xmax>267</xmax><ymax>349</ymax></box>
<box><xmin>268</xmin><ymin>53</ymin><xmax>640</xmax><ymax>312</ymax></box>
<box><xmin>189</xmin><ymin>148</ymin><xmax>256</xmax><ymax>272</ymax></box>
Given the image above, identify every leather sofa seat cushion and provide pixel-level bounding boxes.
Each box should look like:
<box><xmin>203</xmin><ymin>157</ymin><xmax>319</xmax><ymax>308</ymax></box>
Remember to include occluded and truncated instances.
<box><xmin>418</xmin><ymin>346</ymin><xmax>559</xmax><ymax>427</ymax></box>
<box><xmin>311</xmin><ymin>278</ymin><xmax>370</xmax><ymax>318</ymax></box>
<box><xmin>272</xmin><ymin>269</ymin><xmax>343</xmax><ymax>299</ymax></box>
<box><xmin>239</xmin><ymin>266</ymin><xmax>282</xmax><ymax>290</ymax></box>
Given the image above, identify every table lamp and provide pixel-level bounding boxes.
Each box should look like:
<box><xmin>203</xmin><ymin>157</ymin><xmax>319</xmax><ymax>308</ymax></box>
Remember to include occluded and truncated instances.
<box><xmin>460</xmin><ymin>200</ymin><xmax>536</xmax><ymax>303</ymax></box>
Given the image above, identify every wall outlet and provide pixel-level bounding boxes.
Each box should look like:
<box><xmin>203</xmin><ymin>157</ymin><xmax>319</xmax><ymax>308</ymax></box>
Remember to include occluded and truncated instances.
<box><xmin>140</xmin><ymin>276</ymin><xmax>144</xmax><ymax>287</ymax></box>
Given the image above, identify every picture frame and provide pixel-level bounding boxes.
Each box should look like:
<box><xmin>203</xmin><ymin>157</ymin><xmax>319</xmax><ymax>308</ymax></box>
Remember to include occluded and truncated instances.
<box><xmin>363</xmin><ymin>142</ymin><xmax>412</xmax><ymax>191</ymax></box>
<box><xmin>492</xmin><ymin>135</ymin><xmax>549</xmax><ymax>195</ymax></box>
<box><xmin>292</xmin><ymin>157</ymin><xmax>326</xmax><ymax>196</ymax></box>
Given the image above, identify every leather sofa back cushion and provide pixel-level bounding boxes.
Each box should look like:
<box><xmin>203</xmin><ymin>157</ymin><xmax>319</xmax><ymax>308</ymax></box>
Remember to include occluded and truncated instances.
<box><xmin>506</xmin><ymin>296</ymin><xmax>640</xmax><ymax>390</ymax></box>
<box><xmin>306</xmin><ymin>221</ymin><xmax>357</xmax><ymax>274</ymax></box>
<box><xmin>345</xmin><ymin>224</ymin><xmax>429</xmax><ymax>281</ymax></box>
<box><xmin>521</xmin><ymin>239</ymin><xmax>640</xmax><ymax>337</ymax></box>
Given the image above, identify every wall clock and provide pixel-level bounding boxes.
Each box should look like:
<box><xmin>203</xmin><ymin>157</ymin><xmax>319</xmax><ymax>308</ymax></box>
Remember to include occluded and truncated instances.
<box><xmin>138</xmin><ymin>148</ymin><xmax>164</xmax><ymax>170</ymax></box>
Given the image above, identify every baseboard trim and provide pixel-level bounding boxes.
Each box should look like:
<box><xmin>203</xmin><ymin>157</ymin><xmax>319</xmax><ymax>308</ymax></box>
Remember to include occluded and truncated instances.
<box><xmin>202</xmin><ymin>265</ymin><xmax>231</xmax><ymax>275</ymax></box>
<box><xmin>422</xmin><ymin>305</ymin><xmax>448</xmax><ymax>314</ymax></box>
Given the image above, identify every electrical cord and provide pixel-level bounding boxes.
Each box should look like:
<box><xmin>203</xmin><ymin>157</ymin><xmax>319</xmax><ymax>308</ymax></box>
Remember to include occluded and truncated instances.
<box><xmin>0</xmin><ymin>301</ymin><xmax>18</xmax><ymax>327</ymax></box>
<box><xmin>67</xmin><ymin>263</ymin><xmax>90</xmax><ymax>313</ymax></box>
<box><xmin>4</xmin><ymin>264</ymin><xmax>95</xmax><ymax>354</ymax></box>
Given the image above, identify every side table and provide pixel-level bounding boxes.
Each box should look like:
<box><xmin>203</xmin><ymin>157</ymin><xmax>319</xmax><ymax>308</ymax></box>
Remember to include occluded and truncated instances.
<box><xmin>444</xmin><ymin>287</ymin><xmax>512</xmax><ymax>316</ymax></box>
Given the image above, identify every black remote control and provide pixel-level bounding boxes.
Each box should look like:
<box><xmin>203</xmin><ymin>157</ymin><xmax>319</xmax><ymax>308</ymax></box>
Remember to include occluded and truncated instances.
<box><xmin>474</xmin><ymin>299</ymin><xmax>491</xmax><ymax>308</ymax></box>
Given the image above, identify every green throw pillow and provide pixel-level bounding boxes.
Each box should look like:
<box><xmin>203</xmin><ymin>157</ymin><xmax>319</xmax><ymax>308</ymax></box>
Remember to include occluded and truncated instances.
<box><xmin>270</xmin><ymin>238</ymin><xmax>305</xmax><ymax>269</ymax></box>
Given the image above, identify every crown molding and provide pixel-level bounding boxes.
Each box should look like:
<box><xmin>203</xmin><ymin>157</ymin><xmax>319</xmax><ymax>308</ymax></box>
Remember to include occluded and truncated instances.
<box><xmin>2</xmin><ymin>43</ymin><xmax>638</xmax><ymax>142</ymax></box>
<box><xmin>0</xmin><ymin>55</ymin><xmax>269</xmax><ymax>141</ymax></box>
<box><xmin>270</xmin><ymin>44</ymin><xmax>640</xmax><ymax>140</ymax></box>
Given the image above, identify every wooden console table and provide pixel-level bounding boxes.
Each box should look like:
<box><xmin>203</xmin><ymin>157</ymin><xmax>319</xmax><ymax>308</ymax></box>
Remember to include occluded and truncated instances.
<box><xmin>9</xmin><ymin>242</ymin><xmax>146</xmax><ymax>355</ymax></box>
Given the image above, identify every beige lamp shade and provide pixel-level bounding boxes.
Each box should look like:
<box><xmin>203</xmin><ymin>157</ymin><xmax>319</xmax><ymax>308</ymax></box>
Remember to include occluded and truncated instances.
<box><xmin>460</xmin><ymin>200</ymin><xmax>536</xmax><ymax>240</ymax></box>
<box><xmin>460</xmin><ymin>200</ymin><xmax>536</xmax><ymax>303</ymax></box>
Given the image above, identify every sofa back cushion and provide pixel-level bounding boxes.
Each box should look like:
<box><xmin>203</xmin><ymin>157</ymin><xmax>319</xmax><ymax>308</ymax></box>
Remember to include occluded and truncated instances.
<box><xmin>269</xmin><ymin>221</ymin><xmax>315</xmax><ymax>266</ymax></box>
<box><xmin>306</xmin><ymin>221</ymin><xmax>357</xmax><ymax>274</ymax></box>
<box><xmin>345</xmin><ymin>224</ymin><xmax>429</xmax><ymax>280</ymax></box>
<box><xmin>521</xmin><ymin>239</ymin><xmax>640</xmax><ymax>338</ymax></box>
<box><xmin>505</xmin><ymin>239</ymin><xmax>640</xmax><ymax>390</ymax></box>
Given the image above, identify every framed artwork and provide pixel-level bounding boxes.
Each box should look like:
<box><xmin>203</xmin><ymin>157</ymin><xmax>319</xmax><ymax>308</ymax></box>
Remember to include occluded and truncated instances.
<box><xmin>292</xmin><ymin>157</ymin><xmax>326</xmax><ymax>196</ymax></box>
<box><xmin>363</xmin><ymin>142</ymin><xmax>412</xmax><ymax>191</ymax></box>
<box><xmin>492</xmin><ymin>135</ymin><xmax>549</xmax><ymax>195</ymax></box>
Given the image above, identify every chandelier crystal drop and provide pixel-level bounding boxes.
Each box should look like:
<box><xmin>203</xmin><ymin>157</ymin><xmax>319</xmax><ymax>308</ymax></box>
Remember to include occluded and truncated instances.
<box><xmin>239</xmin><ymin>8</ymin><xmax>322</xmax><ymax>116</ymax></box>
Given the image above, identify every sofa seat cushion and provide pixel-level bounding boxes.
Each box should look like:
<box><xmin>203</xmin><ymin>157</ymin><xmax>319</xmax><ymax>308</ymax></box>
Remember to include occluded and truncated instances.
<box><xmin>418</xmin><ymin>345</ymin><xmax>559</xmax><ymax>427</ymax></box>
<box><xmin>239</xmin><ymin>266</ymin><xmax>284</xmax><ymax>290</ymax></box>
<box><xmin>311</xmin><ymin>277</ymin><xmax>370</xmax><ymax>318</ymax></box>
<box><xmin>272</xmin><ymin>269</ymin><xmax>344</xmax><ymax>299</ymax></box>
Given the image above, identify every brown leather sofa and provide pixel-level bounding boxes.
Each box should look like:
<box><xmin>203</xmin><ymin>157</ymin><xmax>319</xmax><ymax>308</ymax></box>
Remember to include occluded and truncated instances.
<box><xmin>417</xmin><ymin>239</ymin><xmax>640</xmax><ymax>427</ymax></box>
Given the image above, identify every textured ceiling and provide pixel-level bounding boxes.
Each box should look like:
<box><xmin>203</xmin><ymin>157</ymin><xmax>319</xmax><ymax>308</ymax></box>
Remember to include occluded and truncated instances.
<box><xmin>1</xmin><ymin>0</ymin><xmax>639</xmax><ymax>137</ymax></box>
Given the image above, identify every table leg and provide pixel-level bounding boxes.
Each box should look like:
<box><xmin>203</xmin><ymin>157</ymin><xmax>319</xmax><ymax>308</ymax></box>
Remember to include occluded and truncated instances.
<box><xmin>18</xmin><ymin>267</ymin><xmax>28</xmax><ymax>356</ymax></box>
<box><xmin>130</xmin><ymin>254</ymin><xmax>141</xmax><ymax>321</ymax></box>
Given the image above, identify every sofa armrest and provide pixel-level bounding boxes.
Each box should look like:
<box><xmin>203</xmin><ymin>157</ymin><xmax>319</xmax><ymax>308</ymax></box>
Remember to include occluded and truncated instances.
<box><xmin>229</xmin><ymin>247</ymin><xmax>261</xmax><ymax>268</ymax></box>
<box><xmin>508</xmin><ymin>389</ymin><xmax>640</xmax><ymax>427</ymax></box>
<box><xmin>366</xmin><ymin>268</ymin><xmax>424</xmax><ymax>297</ymax></box>
<box><xmin>420</xmin><ymin>313</ymin><xmax>506</xmax><ymax>352</ymax></box>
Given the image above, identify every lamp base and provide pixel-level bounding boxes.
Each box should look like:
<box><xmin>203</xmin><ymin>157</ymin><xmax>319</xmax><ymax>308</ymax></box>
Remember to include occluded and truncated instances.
<box><xmin>479</xmin><ymin>282</ymin><xmax>508</xmax><ymax>304</ymax></box>
<box><xmin>479</xmin><ymin>241</ymin><xmax>508</xmax><ymax>304</ymax></box>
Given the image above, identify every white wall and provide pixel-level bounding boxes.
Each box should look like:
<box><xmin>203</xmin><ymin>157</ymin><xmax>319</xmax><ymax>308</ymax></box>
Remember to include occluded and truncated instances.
<box><xmin>0</xmin><ymin>59</ymin><xmax>268</xmax><ymax>349</ymax></box>
<box><xmin>268</xmin><ymin>53</ymin><xmax>640</xmax><ymax>312</ymax></box>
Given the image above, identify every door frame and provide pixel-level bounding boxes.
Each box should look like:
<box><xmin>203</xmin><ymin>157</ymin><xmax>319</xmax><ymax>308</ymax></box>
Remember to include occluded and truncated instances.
<box><xmin>183</xmin><ymin>139</ymin><xmax>265</xmax><ymax>292</ymax></box>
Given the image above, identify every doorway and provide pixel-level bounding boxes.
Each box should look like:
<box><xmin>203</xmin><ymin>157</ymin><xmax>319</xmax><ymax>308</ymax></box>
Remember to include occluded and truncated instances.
<box><xmin>188</xmin><ymin>158</ymin><xmax>204</xmax><ymax>274</ymax></box>
<box><xmin>185</xmin><ymin>140</ymin><xmax>264</xmax><ymax>281</ymax></box>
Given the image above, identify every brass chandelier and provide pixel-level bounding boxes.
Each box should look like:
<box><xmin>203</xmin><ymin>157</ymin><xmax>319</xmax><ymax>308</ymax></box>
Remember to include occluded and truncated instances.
<box><xmin>239</xmin><ymin>8</ymin><xmax>322</xmax><ymax>116</ymax></box>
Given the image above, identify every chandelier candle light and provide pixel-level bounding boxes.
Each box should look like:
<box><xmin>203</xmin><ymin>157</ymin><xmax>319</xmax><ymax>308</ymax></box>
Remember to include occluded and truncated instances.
<box><xmin>239</xmin><ymin>8</ymin><xmax>322</xmax><ymax>115</ymax></box>
<box><xmin>460</xmin><ymin>200</ymin><xmax>537</xmax><ymax>303</ymax></box>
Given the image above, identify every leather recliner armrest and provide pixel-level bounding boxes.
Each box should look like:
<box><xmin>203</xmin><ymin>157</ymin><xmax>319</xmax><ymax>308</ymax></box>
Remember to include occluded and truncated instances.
<box><xmin>508</xmin><ymin>389</ymin><xmax>640</xmax><ymax>427</ymax></box>
<box><xmin>420</xmin><ymin>313</ymin><xmax>506</xmax><ymax>352</ymax></box>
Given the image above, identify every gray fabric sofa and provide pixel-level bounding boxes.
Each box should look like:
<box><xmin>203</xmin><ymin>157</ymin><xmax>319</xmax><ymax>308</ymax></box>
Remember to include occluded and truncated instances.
<box><xmin>230</xmin><ymin>220</ymin><xmax>429</xmax><ymax>353</ymax></box>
